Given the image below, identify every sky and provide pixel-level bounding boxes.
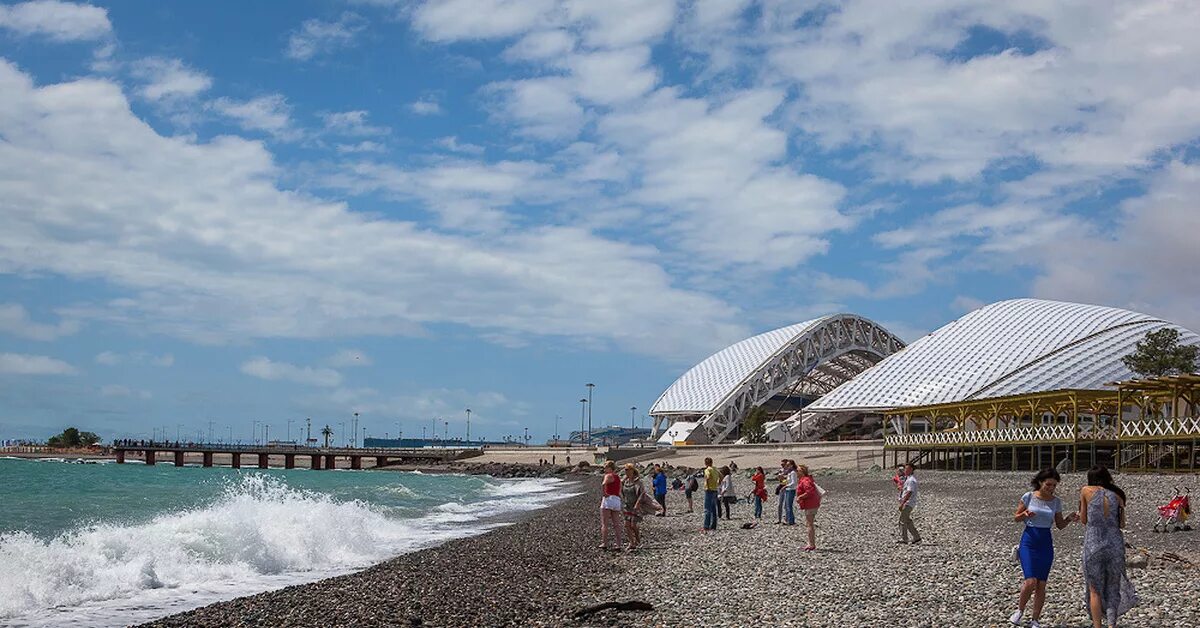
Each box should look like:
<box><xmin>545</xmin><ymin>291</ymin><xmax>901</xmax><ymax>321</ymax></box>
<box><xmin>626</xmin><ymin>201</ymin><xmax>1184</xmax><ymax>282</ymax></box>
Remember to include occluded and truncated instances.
<box><xmin>1</xmin><ymin>0</ymin><xmax>1199</xmax><ymax>445</ymax></box>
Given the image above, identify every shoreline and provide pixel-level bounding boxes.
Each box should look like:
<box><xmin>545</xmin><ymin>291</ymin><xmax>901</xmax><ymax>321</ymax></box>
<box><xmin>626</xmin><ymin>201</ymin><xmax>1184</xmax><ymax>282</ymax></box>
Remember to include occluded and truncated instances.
<box><xmin>139</xmin><ymin>481</ymin><xmax>613</xmax><ymax>628</ymax></box>
<box><xmin>139</xmin><ymin>469</ymin><xmax>1200</xmax><ymax>628</ymax></box>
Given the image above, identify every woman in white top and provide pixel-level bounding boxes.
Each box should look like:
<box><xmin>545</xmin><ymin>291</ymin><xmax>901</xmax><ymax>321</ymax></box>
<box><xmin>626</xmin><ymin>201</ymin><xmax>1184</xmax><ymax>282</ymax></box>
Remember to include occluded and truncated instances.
<box><xmin>1010</xmin><ymin>468</ymin><xmax>1077</xmax><ymax>628</ymax></box>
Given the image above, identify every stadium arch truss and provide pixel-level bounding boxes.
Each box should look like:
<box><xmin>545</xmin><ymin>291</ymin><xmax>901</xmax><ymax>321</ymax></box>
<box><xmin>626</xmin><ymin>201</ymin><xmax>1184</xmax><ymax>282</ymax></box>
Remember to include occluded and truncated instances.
<box><xmin>649</xmin><ymin>314</ymin><xmax>906</xmax><ymax>444</ymax></box>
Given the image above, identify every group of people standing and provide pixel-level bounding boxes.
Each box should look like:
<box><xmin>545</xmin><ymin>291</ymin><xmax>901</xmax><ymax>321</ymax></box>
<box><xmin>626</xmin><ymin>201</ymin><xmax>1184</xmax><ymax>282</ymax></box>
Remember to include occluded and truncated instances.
<box><xmin>1008</xmin><ymin>465</ymin><xmax>1137</xmax><ymax>628</ymax></box>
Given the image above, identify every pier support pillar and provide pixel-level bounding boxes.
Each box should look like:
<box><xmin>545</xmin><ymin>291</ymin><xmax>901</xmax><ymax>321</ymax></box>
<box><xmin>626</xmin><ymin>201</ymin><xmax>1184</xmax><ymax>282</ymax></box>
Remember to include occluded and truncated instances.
<box><xmin>231</xmin><ymin>453</ymin><xmax>241</xmax><ymax>469</ymax></box>
<box><xmin>174</xmin><ymin>451</ymin><xmax>185</xmax><ymax>467</ymax></box>
<box><xmin>258</xmin><ymin>453</ymin><xmax>269</xmax><ymax>469</ymax></box>
<box><xmin>203</xmin><ymin>452</ymin><xmax>213</xmax><ymax>467</ymax></box>
<box><xmin>284</xmin><ymin>454</ymin><xmax>295</xmax><ymax>469</ymax></box>
<box><xmin>145</xmin><ymin>450</ymin><xmax>156</xmax><ymax>466</ymax></box>
<box><xmin>350</xmin><ymin>456</ymin><xmax>362</xmax><ymax>470</ymax></box>
<box><xmin>116</xmin><ymin>450</ymin><xmax>126</xmax><ymax>464</ymax></box>
<box><xmin>310</xmin><ymin>454</ymin><xmax>322</xmax><ymax>470</ymax></box>
<box><xmin>375</xmin><ymin>456</ymin><xmax>388</xmax><ymax>468</ymax></box>
<box><xmin>325</xmin><ymin>454</ymin><xmax>336</xmax><ymax>470</ymax></box>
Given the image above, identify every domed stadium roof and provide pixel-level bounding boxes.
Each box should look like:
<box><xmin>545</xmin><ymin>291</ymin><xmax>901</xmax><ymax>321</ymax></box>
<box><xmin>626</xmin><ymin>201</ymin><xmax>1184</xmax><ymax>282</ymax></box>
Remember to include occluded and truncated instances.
<box><xmin>649</xmin><ymin>314</ymin><xmax>905</xmax><ymax>443</ymax></box>
<box><xmin>808</xmin><ymin>298</ymin><xmax>1200</xmax><ymax>413</ymax></box>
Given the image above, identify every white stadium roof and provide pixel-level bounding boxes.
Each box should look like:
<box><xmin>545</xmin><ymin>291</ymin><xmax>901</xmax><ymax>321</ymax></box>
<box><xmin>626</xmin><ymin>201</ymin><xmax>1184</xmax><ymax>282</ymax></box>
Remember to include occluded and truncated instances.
<box><xmin>651</xmin><ymin>317</ymin><xmax>828</xmax><ymax>415</ymax></box>
<box><xmin>808</xmin><ymin>298</ymin><xmax>1200</xmax><ymax>412</ymax></box>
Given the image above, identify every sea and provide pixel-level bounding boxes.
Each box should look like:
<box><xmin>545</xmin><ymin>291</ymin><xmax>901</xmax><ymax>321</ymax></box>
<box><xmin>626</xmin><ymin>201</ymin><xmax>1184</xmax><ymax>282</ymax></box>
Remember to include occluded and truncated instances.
<box><xmin>0</xmin><ymin>456</ymin><xmax>575</xmax><ymax>627</ymax></box>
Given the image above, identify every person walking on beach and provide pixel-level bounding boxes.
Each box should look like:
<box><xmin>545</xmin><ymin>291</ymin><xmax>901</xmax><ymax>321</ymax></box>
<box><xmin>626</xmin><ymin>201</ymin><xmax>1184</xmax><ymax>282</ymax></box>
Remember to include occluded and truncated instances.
<box><xmin>1080</xmin><ymin>465</ymin><xmax>1137</xmax><ymax>628</ymax></box>
<box><xmin>795</xmin><ymin>464</ymin><xmax>821</xmax><ymax>550</ymax></box>
<box><xmin>893</xmin><ymin>465</ymin><xmax>907</xmax><ymax>491</ymax></box>
<box><xmin>897</xmin><ymin>463</ymin><xmax>921</xmax><ymax>544</ymax></box>
<box><xmin>1009</xmin><ymin>468</ymin><xmax>1077</xmax><ymax>628</ymax></box>
<box><xmin>685</xmin><ymin>473</ymin><xmax>699</xmax><ymax>513</ymax></box>
<box><xmin>717</xmin><ymin>466</ymin><xmax>735</xmax><ymax>520</ymax></box>
<box><xmin>703</xmin><ymin>457</ymin><xmax>720</xmax><ymax>531</ymax></box>
<box><xmin>751</xmin><ymin>466</ymin><xmax>767</xmax><ymax>520</ymax></box>
<box><xmin>599</xmin><ymin>460</ymin><xmax>624</xmax><ymax>550</ymax></box>
<box><xmin>652</xmin><ymin>464</ymin><xmax>668</xmax><ymax>517</ymax></box>
<box><xmin>621</xmin><ymin>464</ymin><xmax>648</xmax><ymax>551</ymax></box>
<box><xmin>782</xmin><ymin>460</ymin><xmax>798</xmax><ymax>526</ymax></box>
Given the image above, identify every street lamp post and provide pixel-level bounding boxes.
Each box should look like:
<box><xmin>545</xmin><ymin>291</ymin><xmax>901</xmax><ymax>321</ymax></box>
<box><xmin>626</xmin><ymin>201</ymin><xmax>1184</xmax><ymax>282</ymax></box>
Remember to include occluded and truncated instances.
<box><xmin>465</xmin><ymin>408</ymin><xmax>471</xmax><ymax>444</ymax></box>
<box><xmin>554</xmin><ymin>415</ymin><xmax>560</xmax><ymax>442</ymax></box>
<box><xmin>586</xmin><ymin>383</ymin><xmax>595</xmax><ymax>445</ymax></box>
<box><xmin>630</xmin><ymin>406</ymin><xmax>637</xmax><ymax>429</ymax></box>
<box><xmin>579</xmin><ymin>398</ymin><xmax>587</xmax><ymax>445</ymax></box>
<box><xmin>444</xmin><ymin>420</ymin><xmax>449</xmax><ymax>443</ymax></box>
<box><xmin>252</xmin><ymin>420</ymin><xmax>259</xmax><ymax>445</ymax></box>
<box><xmin>353</xmin><ymin>412</ymin><xmax>359</xmax><ymax>448</ymax></box>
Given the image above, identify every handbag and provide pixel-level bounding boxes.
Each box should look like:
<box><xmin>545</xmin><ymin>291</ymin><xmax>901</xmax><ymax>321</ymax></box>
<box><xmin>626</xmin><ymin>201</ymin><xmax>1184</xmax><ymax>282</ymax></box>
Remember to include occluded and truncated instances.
<box><xmin>815</xmin><ymin>482</ymin><xmax>827</xmax><ymax>497</ymax></box>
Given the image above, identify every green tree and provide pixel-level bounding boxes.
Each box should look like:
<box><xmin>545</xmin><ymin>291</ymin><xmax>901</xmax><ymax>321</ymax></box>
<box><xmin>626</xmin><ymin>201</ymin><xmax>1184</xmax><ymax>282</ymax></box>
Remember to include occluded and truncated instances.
<box><xmin>741</xmin><ymin>406</ymin><xmax>769</xmax><ymax>443</ymax></box>
<box><xmin>46</xmin><ymin>427</ymin><xmax>100</xmax><ymax>448</ymax></box>
<box><xmin>1121</xmin><ymin>328</ymin><xmax>1200</xmax><ymax>378</ymax></box>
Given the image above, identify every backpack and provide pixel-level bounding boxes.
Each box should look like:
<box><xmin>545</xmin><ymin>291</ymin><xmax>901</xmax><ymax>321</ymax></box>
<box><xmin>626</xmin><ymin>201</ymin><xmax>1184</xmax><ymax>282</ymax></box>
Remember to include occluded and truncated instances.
<box><xmin>687</xmin><ymin>477</ymin><xmax>699</xmax><ymax>491</ymax></box>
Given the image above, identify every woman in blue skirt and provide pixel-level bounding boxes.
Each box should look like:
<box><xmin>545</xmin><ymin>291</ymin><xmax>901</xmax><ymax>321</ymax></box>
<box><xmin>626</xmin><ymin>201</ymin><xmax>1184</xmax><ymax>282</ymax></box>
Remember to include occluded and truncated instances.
<box><xmin>1009</xmin><ymin>468</ymin><xmax>1078</xmax><ymax>628</ymax></box>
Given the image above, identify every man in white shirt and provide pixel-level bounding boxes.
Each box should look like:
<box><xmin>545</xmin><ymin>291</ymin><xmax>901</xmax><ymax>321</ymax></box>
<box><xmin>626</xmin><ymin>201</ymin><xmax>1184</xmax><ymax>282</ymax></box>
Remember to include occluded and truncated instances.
<box><xmin>897</xmin><ymin>463</ymin><xmax>921</xmax><ymax>544</ymax></box>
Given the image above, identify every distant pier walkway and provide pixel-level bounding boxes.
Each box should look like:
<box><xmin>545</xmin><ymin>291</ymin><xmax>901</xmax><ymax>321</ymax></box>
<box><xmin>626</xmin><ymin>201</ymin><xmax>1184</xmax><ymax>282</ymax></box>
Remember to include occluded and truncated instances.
<box><xmin>112</xmin><ymin>442</ymin><xmax>481</xmax><ymax>470</ymax></box>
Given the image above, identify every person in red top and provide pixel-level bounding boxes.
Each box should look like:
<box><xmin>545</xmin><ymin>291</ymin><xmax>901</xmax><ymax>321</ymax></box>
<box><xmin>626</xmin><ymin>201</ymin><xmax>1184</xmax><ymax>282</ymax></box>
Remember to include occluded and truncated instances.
<box><xmin>795</xmin><ymin>463</ymin><xmax>822</xmax><ymax>551</ymax></box>
<box><xmin>751</xmin><ymin>466</ymin><xmax>768</xmax><ymax>520</ymax></box>
<box><xmin>599</xmin><ymin>460</ymin><xmax>624</xmax><ymax>550</ymax></box>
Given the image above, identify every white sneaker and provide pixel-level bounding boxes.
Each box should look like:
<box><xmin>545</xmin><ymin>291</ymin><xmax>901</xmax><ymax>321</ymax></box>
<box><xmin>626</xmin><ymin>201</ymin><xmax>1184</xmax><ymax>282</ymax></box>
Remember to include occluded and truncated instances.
<box><xmin>1008</xmin><ymin>610</ymin><xmax>1022</xmax><ymax>625</ymax></box>
<box><xmin>1010</xmin><ymin>544</ymin><xmax>1020</xmax><ymax>564</ymax></box>
<box><xmin>1029</xmin><ymin>620</ymin><xmax>1042</xmax><ymax>628</ymax></box>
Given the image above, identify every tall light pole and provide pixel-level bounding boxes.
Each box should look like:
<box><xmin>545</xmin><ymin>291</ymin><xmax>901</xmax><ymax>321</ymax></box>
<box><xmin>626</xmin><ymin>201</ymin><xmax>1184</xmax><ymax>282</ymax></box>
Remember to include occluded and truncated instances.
<box><xmin>630</xmin><ymin>406</ymin><xmax>637</xmax><ymax>429</ymax></box>
<box><xmin>444</xmin><ymin>420</ymin><xmax>449</xmax><ymax>443</ymax></box>
<box><xmin>252</xmin><ymin>420</ymin><xmax>259</xmax><ymax>445</ymax></box>
<box><xmin>396</xmin><ymin>421</ymin><xmax>403</xmax><ymax>445</ymax></box>
<box><xmin>353</xmin><ymin>412</ymin><xmax>359</xmax><ymax>448</ymax></box>
<box><xmin>264</xmin><ymin>424</ymin><xmax>270</xmax><ymax>444</ymax></box>
<box><xmin>362</xmin><ymin>427</ymin><xmax>367</xmax><ymax>447</ymax></box>
<box><xmin>586</xmin><ymin>383</ymin><xmax>595</xmax><ymax>445</ymax></box>
<box><xmin>306</xmin><ymin>417</ymin><xmax>312</xmax><ymax>447</ymax></box>
<box><xmin>554</xmin><ymin>415</ymin><xmax>560</xmax><ymax>442</ymax></box>
<box><xmin>227</xmin><ymin>425</ymin><xmax>233</xmax><ymax>444</ymax></box>
<box><xmin>465</xmin><ymin>408</ymin><xmax>471</xmax><ymax>444</ymax></box>
<box><xmin>579</xmin><ymin>398</ymin><xmax>587</xmax><ymax>444</ymax></box>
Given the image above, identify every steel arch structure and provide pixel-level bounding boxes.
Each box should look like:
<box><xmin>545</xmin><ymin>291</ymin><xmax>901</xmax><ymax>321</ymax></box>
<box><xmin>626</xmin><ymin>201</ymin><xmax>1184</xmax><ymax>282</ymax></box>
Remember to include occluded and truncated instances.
<box><xmin>650</xmin><ymin>314</ymin><xmax>906</xmax><ymax>444</ymax></box>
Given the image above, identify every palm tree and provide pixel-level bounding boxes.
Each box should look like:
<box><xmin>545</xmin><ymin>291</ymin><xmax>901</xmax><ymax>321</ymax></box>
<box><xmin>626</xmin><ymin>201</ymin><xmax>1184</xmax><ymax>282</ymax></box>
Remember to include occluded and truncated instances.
<box><xmin>321</xmin><ymin>425</ymin><xmax>333</xmax><ymax>448</ymax></box>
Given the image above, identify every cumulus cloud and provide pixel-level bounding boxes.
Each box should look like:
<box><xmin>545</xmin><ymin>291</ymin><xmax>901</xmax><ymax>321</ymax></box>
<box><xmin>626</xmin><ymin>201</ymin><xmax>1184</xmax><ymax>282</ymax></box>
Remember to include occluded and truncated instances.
<box><xmin>94</xmin><ymin>351</ymin><xmax>174</xmax><ymax>367</ymax></box>
<box><xmin>0</xmin><ymin>352</ymin><xmax>77</xmax><ymax>375</ymax></box>
<box><xmin>0</xmin><ymin>304</ymin><xmax>80</xmax><ymax>340</ymax></box>
<box><xmin>210</xmin><ymin>94</ymin><xmax>296</xmax><ymax>139</ymax></box>
<box><xmin>408</xmin><ymin>96</ymin><xmax>442</xmax><ymax>115</ymax></box>
<box><xmin>130</xmin><ymin>57</ymin><xmax>212</xmax><ymax>102</ymax></box>
<box><xmin>240</xmin><ymin>357</ymin><xmax>342</xmax><ymax>387</ymax></box>
<box><xmin>322</xmin><ymin>110</ymin><xmax>388</xmax><ymax>136</ymax></box>
<box><xmin>0</xmin><ymin>0</ymin><xmax>111</xmax><ymax>41</ymax></box>
<box><xmin>286</xmin><ymin>13</ymin><xmax>366</xmax><ymax>61</ymax></box>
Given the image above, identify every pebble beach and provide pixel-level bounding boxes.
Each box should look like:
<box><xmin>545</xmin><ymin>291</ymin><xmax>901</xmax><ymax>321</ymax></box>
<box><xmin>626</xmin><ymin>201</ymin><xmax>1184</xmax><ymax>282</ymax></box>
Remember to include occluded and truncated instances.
<box><xmin>140</xmin><ymin>468</ymin><xmax>1200</xmax><ymax>628</ymax></box>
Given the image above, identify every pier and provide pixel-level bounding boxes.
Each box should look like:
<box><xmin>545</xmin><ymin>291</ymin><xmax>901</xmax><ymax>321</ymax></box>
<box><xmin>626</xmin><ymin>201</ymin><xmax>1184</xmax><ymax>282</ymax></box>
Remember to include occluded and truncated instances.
<box><xmin>112</xmin><ymin>443</ymin><xmax>481</xmax><ymax>470</ymax></box>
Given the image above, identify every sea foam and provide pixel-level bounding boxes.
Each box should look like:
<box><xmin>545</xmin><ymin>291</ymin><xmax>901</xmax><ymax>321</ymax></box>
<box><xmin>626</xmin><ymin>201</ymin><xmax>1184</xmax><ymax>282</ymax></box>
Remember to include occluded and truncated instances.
<box><xmin>0</xmin><ymin>474</ymin><xmax>570</xmax><ymax>627</ymax></box>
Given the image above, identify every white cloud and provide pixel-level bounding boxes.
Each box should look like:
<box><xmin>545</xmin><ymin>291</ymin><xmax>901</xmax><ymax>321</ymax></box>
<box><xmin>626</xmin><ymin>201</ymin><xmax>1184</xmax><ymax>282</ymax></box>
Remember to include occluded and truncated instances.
<box><xmin>503</xmin><ymin>29</ymin><xmax>574</xmax><ymax>62</ymax></box>
<box><xmin>411</xmin><ymin>0</ymin><xmax>557</xmax><ymax>42</ymax></box>
<box><xmin>409</xmin><ymin>96</ymin><xmax>442</xmax><ymax>116</ymax></box>
<box><xmin>286</xmin><ymin>13</ymin><xmax>366</xmax><ymax>61</ymax></box>
<box><xmin>210</xmin><ymin>94</ymin><xmax>296</xmax><ymax>139</ymax></box>
<box><xmin>93</xmin><ymin>351</ymin><xmax>174</xmax><ymax>367</ymax></box>
<box><xmin>1032</xmin><ymin>161</ymin><xmax>1200</xmax><ymax>333</ymax></box>
<box><xmin>436</xmin><ymin>136</ymin><xmax>485</xmax><ymax>155</ymax></box>
<box><xmin>327</xmin><ymin>349</ymin><xmax>372</xmax><ymax>367</ymax></box>
<box><xmin>0</xmin><ymin>352</ymin><xmax>77</xmax><ymax>375</ymax></box>
<box><xmin>0</xmin><ymin>304</ymin><xmax>80</xmax><ymax>340</ymax></box>
<box><xmin>240</xmin><ymin>356</ymin><xmax>342</xmax><ymax>387</ymax></box>
<box><xmin>950</xmin><ymin>295</ymin><xmax>986</xmax><ymax>313</ymax></box>
<box><xmin>131</xmin><ymin>57</ymin><xmax>212</xmax><ymax>102</ymax></box>
<box><xmin>322</xmin><ymin>110</ymin><xmax>387</xmax><ymax>136</ymax></box>
<box><xmin>0</xmin><ymin>62</ymin><xmax>745</xmax><ymax>363</ymax></box>
<box><xmin>336</xmin><ymin>141</ymin><xmax>386</xmax><ymax>154</ymax></box>
<box><xmin>0</xmin><ymin>0</ymin><xmax>111</xmax><ymax>41</ymax></box>
<box><xmin>485</xmin><ymin>77</ymin><xmax>583</xmax><ymax>140</ymax></box>
<box><xmin>100</xmin><ymin>384</ymin><xmax>152</xmax><ymax>399</ymax></box>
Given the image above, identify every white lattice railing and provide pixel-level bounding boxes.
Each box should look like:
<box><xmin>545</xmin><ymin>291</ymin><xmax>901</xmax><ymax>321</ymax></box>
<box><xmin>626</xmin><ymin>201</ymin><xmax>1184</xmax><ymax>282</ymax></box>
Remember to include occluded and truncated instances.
<box><xmin>1076</xmin><ymin>425</ymin><xmax>1120</xmax><ymax>441</ymax></box>
<box><xmin>1120</xmin><ymin>417</ymin><xmax>1200</xmax><ymax>439</ymax></box>
<box><xmin>886</xmin><ymin>425</ymin><xmax>1075</xmax><ymax>447</ymax></box>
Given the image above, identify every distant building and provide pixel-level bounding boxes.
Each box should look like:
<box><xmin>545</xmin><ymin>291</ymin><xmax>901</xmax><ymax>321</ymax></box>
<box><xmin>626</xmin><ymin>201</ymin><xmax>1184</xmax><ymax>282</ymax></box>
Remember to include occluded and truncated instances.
<box><xmin>569</xmin><ymin>426</ymin><xmax>651</xmax><ymax>446</ymax></box>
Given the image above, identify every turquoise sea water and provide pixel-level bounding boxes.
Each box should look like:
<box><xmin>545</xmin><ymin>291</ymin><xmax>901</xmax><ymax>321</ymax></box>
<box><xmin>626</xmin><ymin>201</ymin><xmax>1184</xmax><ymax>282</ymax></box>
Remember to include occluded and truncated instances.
<box><xmin>0</xmin><ymin>457</ymin><xmax>571</xmax><ymax>627</ymax></box>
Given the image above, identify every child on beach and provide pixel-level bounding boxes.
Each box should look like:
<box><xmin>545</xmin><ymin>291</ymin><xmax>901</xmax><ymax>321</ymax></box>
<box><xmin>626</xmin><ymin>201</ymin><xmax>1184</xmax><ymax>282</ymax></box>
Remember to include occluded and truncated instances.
<box><xmin>751</xmin><ymin>466</ymin><xmax>767</xmax><ymax>519</ymax></box>
<box><xmin>795</xmin><ymin>464</ymin><xmax>821</xmax><ymax>550</ymax></box>
<box><xmin>620</xmin><ymin>464</ymin><xmax>648</xmax><ymax>551</ymax></box>
<box><xmin>717</xmin><ymin>466</ymin><xmax>735</xmax><ymax>520</ymax></box>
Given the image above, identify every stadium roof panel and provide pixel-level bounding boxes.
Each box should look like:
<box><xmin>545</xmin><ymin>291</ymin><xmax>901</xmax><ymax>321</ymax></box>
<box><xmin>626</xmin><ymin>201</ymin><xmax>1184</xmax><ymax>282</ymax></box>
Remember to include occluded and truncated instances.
<box><xmin>807</xmin><ymin>299</ymin><xmax>1200</xmax><ymax>412</ymax></box>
